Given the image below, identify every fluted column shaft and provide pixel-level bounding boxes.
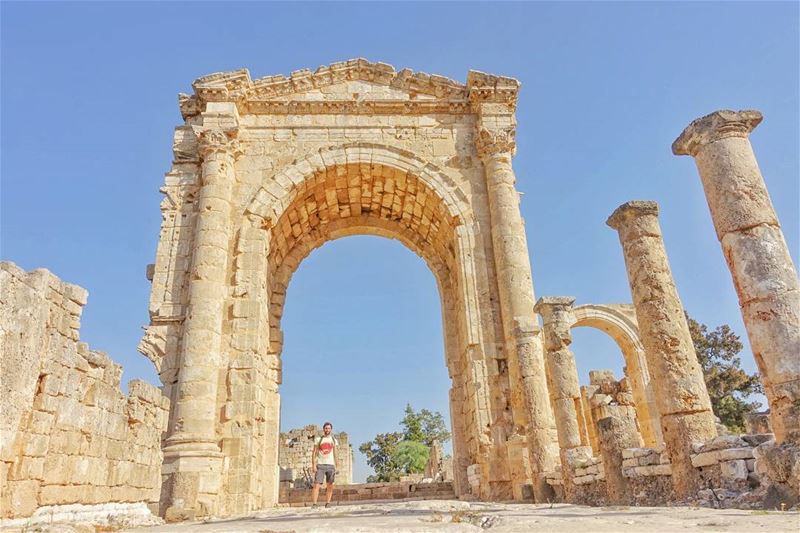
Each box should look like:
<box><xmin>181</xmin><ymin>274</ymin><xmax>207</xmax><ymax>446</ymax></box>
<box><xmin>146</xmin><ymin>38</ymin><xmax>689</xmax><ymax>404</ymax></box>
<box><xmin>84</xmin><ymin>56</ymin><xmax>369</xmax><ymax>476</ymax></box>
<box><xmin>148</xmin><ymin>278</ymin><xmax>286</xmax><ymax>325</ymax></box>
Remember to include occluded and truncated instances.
<box><xmin>674</xmin><ymin>110</ymin><xmax>800</xmax><ymax>444</ymax></box>
<box><xmin>607</xmin><ymin>201</ymin><xmax>717</xmax><ymax>499</ymax></box>
<box><xmin>479</xmin><ymin>140</ymin><xmax>556</xmax><ymax>501</ymax></box>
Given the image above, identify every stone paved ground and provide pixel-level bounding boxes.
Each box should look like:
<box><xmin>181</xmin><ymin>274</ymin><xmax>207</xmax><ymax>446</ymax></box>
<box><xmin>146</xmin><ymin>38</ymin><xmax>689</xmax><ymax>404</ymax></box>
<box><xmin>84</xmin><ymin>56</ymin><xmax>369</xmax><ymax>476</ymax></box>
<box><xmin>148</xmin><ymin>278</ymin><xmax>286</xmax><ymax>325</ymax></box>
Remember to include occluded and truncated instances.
<box><xmin>125</xmin><ymin>500</ymin><xmax>799</xmax><ymax>532</ymax></box>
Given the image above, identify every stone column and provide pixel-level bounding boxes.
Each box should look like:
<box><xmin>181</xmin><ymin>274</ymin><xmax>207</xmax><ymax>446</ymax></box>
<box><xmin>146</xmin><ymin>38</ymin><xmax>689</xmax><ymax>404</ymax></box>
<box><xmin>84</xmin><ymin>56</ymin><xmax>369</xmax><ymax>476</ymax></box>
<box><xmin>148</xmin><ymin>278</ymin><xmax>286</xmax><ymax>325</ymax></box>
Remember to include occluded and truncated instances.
<box><xmin>534</xmin><ymin>297</ymin><xmax>593</xmax><ymax>501</ymax></box>
<box><xmin>607</xmin><ymin>201</ymin><xmax>717</xmax><ymax>498</ymax></box>
<box><xmin>162</xmin><ymin>117</ymin><xmax>241</xmax><ymax>520</ymax></box>
<box><xmin>474</xmin><ymin>108</ymin><xmax>556</xmax><ymax>502</ymax></box>
<box><xmin>673</xmin><ymin>110</ymin><xmax>800</xmax><ymax>444</ymax></box>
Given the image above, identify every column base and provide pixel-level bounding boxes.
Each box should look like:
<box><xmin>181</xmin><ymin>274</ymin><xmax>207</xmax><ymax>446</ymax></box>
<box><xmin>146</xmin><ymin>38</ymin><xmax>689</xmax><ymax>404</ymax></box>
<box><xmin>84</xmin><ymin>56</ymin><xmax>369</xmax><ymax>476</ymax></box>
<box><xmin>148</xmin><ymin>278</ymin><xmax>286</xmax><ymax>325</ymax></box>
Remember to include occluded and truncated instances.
<box><xmin>161</xmin><ymin>446</ymin><xmax>224</xmax><ymax>520</ymax></box>
<box><xmin>506</xmin><ymin>435</ymin><xmax>533</xmax><ymax>501</ymax></box>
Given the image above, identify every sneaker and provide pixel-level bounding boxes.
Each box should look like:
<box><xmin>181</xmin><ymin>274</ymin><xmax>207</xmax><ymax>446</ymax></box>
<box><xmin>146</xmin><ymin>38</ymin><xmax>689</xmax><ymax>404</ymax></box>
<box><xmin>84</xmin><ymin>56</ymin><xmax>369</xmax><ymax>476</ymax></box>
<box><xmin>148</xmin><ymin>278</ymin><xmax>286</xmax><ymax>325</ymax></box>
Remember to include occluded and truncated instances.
<box><xmin>324</xmin><ymin>503</ymin><xmax>330</xmax><ymax>508</ymax></box>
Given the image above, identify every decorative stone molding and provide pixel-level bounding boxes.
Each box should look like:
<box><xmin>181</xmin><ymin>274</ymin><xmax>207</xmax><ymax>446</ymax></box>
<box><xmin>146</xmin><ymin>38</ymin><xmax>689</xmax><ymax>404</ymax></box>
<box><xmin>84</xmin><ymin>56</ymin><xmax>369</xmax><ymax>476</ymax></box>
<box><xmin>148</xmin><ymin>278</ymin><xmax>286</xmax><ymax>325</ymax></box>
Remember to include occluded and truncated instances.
<box><xmin>672</xmin><ymin>109</ymin><xmax>763</xmax><ymax>157</ymax></box>
<box><xmin>476</xmin><ymin>127</ymin><xmax>517</xmax><ymax>158</ymax></box>
<box><xmin>196</xmin><ymin>128</ymin><xmax>242</xmax><ymax>160</ymax></box>
<box><xmin>178</xmin><ymin>59</ymin><xmax>519</xmax><ymax>118</ymax></box>
<box><xmin>466</xmin><ymin>70</ymin><xmax>521</xmax><ymax>108</ymax></box>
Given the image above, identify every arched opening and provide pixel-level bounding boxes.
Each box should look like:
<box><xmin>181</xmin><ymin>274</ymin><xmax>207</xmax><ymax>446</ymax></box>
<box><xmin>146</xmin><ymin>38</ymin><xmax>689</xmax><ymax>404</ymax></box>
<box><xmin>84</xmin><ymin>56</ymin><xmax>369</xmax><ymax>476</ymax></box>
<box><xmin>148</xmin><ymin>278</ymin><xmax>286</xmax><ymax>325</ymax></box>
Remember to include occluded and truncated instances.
<box><xmin>570</xmin><ymin>304</ymin><xmax>662</xmax><ymax>448</ymax></box>
<box><xmin>279</xmin><ymin>235</ymin><xmax>452</xmax><ymax>483</ymax></box>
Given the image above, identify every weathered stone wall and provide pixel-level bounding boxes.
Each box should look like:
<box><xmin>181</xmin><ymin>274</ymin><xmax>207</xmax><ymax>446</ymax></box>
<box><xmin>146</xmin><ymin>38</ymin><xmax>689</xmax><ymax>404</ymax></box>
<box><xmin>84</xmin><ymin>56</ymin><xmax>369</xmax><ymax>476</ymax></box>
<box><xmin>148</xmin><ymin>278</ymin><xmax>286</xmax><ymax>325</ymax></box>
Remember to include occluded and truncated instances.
<box><xmin>278</xmin><ymin>425</ymin><xmax>353</xmax><ymax>486</ymax></box>
<box><xmin>0</xmin><ymin>262</ymin><xmax>168</xmax><ymax>521</ymax></box>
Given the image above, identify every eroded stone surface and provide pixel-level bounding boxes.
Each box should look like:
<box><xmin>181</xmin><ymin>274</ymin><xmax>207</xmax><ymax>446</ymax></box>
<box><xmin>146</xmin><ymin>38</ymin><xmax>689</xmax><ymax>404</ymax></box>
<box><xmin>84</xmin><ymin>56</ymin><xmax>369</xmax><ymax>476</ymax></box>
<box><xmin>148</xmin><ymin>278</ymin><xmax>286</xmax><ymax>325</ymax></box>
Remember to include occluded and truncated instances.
<box><xmin>674</xmin><ymin>109</ymin><xmax>800</xmax><ymax>446</ymax></box>
<box><xmin>0</xmin><ymin>262</ymin><xmax>168</xmax><ymax>522</ymax></box>
<box><xmin>607</xmin><ymin>201</ymin><xmax>717</xmax><ymax>498</ymax></box>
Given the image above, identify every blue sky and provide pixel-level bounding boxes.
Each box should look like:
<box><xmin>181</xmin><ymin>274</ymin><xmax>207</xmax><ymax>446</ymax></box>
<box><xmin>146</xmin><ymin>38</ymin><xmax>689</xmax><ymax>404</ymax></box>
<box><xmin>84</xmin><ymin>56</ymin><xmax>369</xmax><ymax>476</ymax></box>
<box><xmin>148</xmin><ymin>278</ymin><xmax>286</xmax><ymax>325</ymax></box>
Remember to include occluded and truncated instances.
<box><xmin>2</xmin><ymin>2</ymin><xmax>797</xmax><ymax>483</ymax></box>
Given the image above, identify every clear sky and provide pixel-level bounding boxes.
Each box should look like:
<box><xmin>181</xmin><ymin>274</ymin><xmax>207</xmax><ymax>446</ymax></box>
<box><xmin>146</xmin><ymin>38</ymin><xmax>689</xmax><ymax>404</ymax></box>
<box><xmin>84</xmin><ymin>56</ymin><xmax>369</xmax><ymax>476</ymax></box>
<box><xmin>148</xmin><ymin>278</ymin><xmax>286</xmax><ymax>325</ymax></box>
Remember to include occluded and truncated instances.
<box><xmin>2</xmin><ymin>2</ymin><xmax>798</xmax><ymax>483</ymax></box>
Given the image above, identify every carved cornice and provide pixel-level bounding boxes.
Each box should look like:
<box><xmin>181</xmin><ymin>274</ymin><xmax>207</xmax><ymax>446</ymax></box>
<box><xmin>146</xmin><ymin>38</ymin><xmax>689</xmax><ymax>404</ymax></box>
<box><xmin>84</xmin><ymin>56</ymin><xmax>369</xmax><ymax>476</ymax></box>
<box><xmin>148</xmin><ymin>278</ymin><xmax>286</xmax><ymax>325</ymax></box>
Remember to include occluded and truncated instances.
<box><xmin>672</xmin><ymin>109</ymin><xmax>763</xmax><ymax>156</ymax></box>
<box><xmin>466</xmin><ymin>70</ymin><xmax>521</xmax><ymax>110</ymax></box>
<box><xmin>179</xmin><ymin>59</ymin><xmax>519</xmax><ymax>118</ymax></box>
<box><xmin>196</xmin><ymin>128</ymin><xmax>243</xmax><ymax>160</ymax></box>
<box><xmin>475</xmin><ymin>127</ymin><xmax>516</xmax><ymax>158</ymax></box>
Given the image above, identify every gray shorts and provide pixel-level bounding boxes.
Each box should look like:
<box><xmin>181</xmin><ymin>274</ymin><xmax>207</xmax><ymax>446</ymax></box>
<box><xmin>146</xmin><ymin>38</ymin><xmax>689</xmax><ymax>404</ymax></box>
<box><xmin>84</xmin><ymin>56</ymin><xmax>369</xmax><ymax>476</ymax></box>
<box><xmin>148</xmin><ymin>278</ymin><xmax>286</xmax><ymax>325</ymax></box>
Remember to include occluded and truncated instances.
<box><xmin>315</xmin><ymin>464</ymin><xmax>336</xmax><ymax>484</ymax></box>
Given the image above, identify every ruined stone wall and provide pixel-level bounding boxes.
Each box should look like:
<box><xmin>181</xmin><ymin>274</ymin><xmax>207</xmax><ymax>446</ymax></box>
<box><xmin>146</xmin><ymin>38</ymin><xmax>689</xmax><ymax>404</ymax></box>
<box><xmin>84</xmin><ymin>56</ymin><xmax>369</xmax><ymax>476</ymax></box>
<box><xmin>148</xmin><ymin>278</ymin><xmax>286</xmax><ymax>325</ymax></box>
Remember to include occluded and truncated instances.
<box><xmin>0</xmin><ymin>262</ymin><xmax>168</xmax><ymax>521</ymax></box>
<box><xmin>278</xmin><ymin>426</ymin><xmax>353</xmax><ymax>485</ymax></box>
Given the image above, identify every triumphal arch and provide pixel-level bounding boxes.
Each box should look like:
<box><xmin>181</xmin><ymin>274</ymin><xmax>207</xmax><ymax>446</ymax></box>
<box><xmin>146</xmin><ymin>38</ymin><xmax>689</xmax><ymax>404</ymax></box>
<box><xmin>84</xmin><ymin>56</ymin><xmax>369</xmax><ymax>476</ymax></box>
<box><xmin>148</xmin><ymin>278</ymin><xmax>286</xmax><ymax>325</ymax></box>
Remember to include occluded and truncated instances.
<box><xmin>139</xmin><ymin>59</ymin><xmax>637</xmax><ymax>518</ymax></box>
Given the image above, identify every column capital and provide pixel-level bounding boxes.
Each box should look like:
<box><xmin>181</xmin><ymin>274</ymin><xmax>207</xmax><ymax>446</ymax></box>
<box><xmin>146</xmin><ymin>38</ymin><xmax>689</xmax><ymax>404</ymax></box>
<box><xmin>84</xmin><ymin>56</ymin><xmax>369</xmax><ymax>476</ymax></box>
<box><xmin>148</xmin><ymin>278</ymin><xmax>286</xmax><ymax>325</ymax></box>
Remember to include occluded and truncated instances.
<box><xmin>672</xmin><ymin>109</ymin><xmax>763</xmax><ymax>157</ymax></box>
<box><xmin>476</xmin><ymin>126</ymin><xmax>516</xmax><ymax>158</ymax></box>
<box><xmin>196</xmin><ymin>128</ymin><xmax>243</xmax><ymax>160</ymax></box>
<box><xmin>534</xmin><ymin>296</ymin><xmax>576</xmax><ymax>314</ymax></box>
<box><xmin>606</xmin><ymin>200</ymin><xmax>659</xmax><ymax>231</ymax></box>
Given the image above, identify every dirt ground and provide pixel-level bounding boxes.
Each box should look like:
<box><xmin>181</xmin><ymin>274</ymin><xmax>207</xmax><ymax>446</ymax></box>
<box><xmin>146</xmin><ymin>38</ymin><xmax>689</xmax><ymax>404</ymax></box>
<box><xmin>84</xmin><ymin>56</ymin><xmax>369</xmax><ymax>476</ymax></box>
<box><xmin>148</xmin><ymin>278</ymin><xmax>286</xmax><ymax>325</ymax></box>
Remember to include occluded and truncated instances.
<box><xmin>125</xmin><ymin>499</ymin><xmax>799</xmax><ymax>532</ymax></box>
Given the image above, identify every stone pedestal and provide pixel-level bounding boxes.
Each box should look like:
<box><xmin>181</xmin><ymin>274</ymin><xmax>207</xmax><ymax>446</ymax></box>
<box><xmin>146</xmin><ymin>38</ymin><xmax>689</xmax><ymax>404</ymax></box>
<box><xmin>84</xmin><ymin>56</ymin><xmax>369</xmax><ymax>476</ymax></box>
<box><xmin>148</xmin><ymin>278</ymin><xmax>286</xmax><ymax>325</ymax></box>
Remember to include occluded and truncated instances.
<box><xmin>162</xmin><ymin>109</ymin><xmax>242</xmax><ymax>518</ymax></box>
<box><xmin>673</xmin><ymin>110</ymin><xmax>800</xmax><ymax>444</ymax></box>
<box><xmin>474</xmin><ymin>107</ymin><xmax>557</xmax><ymax>501</ymax></box>
<box><xmin>607</xmin><ymin>201</ymin><xmax>717</xmax><ymax>498</ymax></box>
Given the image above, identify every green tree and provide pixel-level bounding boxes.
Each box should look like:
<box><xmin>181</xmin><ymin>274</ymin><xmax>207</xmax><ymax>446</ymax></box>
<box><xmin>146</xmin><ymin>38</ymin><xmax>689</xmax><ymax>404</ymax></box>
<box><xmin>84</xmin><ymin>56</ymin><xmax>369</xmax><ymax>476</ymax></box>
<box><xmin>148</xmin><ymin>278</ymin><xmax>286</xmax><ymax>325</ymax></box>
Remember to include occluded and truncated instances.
<box><xmin>393</xmin><ymin>440</ymin><xmax>430</xmax><ymax>474</ymax></box>
<box><xmin>687</xmin><ymin>313</ymin><xmax>763</xmax><ymax>433</ymax></box>
<box><xmin>400</xmin><ymin>404</ymin><xmax>451</xmax><ymax>446</ymax></box>
<box><xmin>359</xmin><ymin>432</ymin><xmax>403</xmax><ymax>482</ymax></box>
<box><xmin>361</xmin><ymin>405</ymin><xmax>451</xmax><ymax>481</ymax></box>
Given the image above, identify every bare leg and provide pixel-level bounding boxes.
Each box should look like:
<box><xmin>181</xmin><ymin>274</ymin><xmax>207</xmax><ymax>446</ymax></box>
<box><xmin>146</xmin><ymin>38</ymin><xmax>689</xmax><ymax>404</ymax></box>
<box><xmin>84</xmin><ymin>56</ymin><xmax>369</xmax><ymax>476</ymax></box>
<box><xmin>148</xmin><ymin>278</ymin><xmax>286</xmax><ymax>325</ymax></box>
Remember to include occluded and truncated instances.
<box><xmin>311</xmin><ymin>482</ymin><xmax>321</xmax><ymax>505</ymax></box>
<box><xmin>326</xmin><ymin>482</ymin><xmax>334</xmax><ymax>504</ymax></box>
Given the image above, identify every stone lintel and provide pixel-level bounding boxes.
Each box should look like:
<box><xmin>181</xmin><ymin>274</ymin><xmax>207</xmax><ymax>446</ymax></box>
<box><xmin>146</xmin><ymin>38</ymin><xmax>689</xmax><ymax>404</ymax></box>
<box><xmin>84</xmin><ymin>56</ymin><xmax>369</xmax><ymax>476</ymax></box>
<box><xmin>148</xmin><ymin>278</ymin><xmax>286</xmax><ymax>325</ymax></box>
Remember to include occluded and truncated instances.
<box><xmin>672</xmin><ymin>109</ymin><xmax>763</xmax><ymax>157</ymax></box>
<box><xmin>606</xmin><ymin>200</ymin><xmax>659</xmax><ymax>230</ymax></box>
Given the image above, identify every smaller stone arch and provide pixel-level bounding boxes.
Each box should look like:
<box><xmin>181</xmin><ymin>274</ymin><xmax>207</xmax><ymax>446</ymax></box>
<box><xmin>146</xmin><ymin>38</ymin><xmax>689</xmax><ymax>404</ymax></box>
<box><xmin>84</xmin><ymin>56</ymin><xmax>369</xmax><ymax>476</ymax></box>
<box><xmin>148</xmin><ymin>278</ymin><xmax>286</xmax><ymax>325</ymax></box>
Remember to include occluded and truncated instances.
<box><xmin>571</xmin><ymin>303</ymin><xmax>662</xmax><ymax>448</ymax></box>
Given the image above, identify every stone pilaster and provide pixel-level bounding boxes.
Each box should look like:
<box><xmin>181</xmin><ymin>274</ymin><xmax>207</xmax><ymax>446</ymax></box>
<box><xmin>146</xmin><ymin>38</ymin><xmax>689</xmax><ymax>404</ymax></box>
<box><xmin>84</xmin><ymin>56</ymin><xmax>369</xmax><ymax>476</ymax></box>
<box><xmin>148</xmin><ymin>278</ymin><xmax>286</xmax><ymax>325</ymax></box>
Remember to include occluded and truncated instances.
<box><xmin>473</xmin><ymin>101</ymin><xmax>556</xmax><ymax>502</ymax></box>
<box><xmin>162</xmin><ymin>107</ymin><xmax>242</xmax><ymax>520</ymax></box>
<box><xmin>534</xmin><ymin>297</ymin><xmax>593</xmax><ymax>502</ymax></box>
<box><xmin>673</xmin><ymin>110</ymin><xmax>800</xmax><ymax>444</ymax></box>
<box><xmin>607</xmin><ymin>201</ymin><xmax>717</xmax><ymax>498</ymax></box>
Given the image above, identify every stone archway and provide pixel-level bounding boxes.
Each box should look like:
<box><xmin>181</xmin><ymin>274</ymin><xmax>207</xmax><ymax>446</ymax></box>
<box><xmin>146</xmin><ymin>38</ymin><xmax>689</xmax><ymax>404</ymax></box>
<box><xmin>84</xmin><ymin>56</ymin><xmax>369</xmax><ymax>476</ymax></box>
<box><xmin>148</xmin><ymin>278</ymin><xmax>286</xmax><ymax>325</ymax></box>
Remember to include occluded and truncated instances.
<box><xmin>140</xmin><ymin>60</ymin><xmax>561</xmax><ymax>519</ymax></box>
<box><xmin>571</xmin><ymin>304</ymin><xmax>662</xmax><ymax>447</ymax></box>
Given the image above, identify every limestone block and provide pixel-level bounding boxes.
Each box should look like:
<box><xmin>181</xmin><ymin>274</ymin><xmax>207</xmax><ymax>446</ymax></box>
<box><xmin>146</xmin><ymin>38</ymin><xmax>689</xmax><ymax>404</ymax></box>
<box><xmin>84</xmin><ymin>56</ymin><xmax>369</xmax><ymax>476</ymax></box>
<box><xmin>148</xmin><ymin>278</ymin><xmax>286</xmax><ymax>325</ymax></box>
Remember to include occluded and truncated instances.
<box><xmin>720</xmin><ymin>459</ymin><xmax>748</xmax><ymax>483</ymax></box>
<box><xmin>6</xmin><ymin>479</ymin><xmax>39</xmax><ymax>517</ymax></box>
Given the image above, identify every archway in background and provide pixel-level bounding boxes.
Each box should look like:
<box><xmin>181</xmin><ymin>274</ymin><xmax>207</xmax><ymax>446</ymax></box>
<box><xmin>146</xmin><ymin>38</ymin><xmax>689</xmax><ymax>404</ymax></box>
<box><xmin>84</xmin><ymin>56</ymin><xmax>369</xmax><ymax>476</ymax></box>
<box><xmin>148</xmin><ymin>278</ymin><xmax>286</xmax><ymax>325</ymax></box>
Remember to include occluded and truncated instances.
<box><xmin>571</xmin><ymin>304</ymin><xmax>662</xmax><ymax>447</ymax></box>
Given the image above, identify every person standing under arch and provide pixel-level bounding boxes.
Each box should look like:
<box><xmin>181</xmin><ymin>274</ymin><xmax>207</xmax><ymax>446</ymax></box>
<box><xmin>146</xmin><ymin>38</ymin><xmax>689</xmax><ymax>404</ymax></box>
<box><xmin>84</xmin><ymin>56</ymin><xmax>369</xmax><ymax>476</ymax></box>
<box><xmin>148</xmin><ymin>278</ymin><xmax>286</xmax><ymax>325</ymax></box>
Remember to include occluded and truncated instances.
<box><xmin>311</xmin><ymin>422</ymin><xmax>338</xmax><ymax>507</ymax></box>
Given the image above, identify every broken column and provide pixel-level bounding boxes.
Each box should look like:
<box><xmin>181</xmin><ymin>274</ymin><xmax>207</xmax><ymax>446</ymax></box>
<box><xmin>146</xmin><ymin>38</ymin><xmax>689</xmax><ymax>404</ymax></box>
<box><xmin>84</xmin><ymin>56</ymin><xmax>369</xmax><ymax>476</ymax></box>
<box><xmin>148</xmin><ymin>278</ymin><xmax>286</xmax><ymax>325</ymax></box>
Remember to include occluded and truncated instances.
<box><xmin>673</xmin><ymin>110</ymin><xmax>800</xmax><ymax>444</ymax></box>
<box><xmin>535</xmin><ymin>297</ymin><xmax>592</xmax><ymax>501</ymax></box>
<box><xmin>588</xmin><ymin>372</ymin><xmax>644</xmax><ymax>505</ymax></box>
<box><xmin>161</xmin><ymin>104</ymin><xmax>242</xmax><ymax>520</ymax></box>
<box><xmin>472</xmin><ymin>95</ymin><xmax>557</xmax><ymax>501</ymax></box>
<box><xmin>607</xmin><ymin>201</ymin><xmax>717</xmax><ymax>498</ymax></box>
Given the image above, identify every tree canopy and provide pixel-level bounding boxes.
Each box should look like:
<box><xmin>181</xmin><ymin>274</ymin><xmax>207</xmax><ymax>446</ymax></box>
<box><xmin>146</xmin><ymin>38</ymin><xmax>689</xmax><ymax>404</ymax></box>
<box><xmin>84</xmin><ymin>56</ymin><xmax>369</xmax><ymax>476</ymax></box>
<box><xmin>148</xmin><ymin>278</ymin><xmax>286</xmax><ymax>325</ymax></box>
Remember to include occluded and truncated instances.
<box><xmin>360</xmin><ymin>404</ymin><xmax>450</xmax><ymax>482</ymax></box>
<box><xmin>687</xmin><ymin>313</ymin><xmax>763</xmax><ymax>433</ymax></box>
